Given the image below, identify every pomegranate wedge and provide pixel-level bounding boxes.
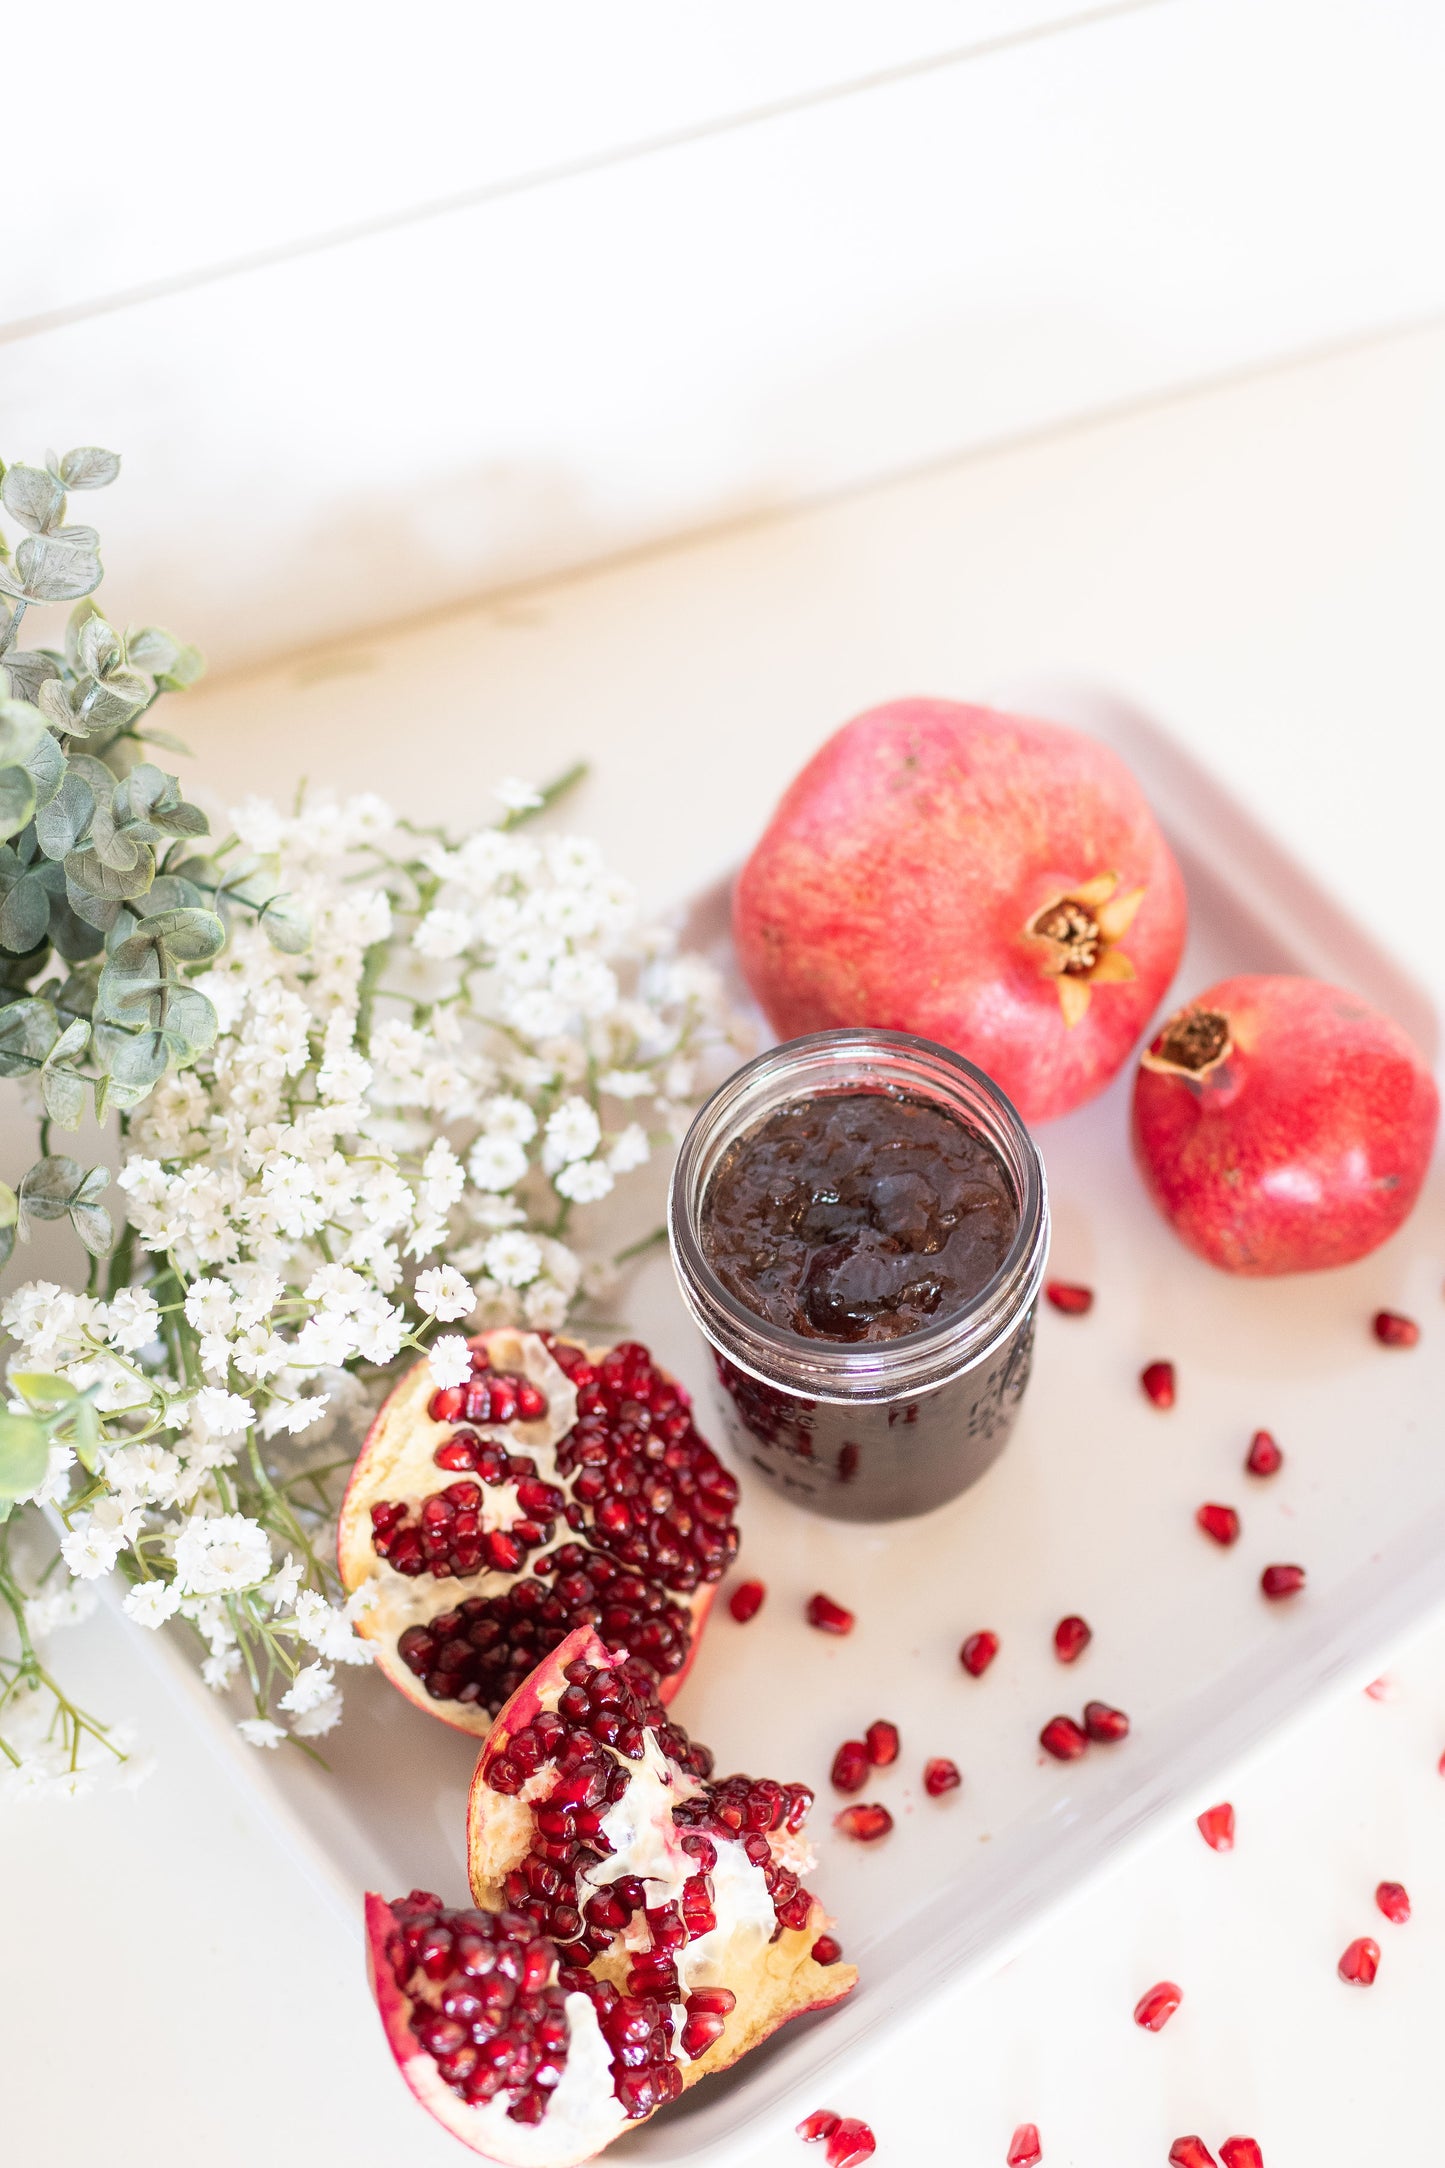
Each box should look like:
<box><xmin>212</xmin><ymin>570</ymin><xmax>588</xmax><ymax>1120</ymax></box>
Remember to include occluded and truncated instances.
<box><xmin>340</xmin><ymin>1331</ymin><xmax>738</xmax><ymax>1736</ymax></box>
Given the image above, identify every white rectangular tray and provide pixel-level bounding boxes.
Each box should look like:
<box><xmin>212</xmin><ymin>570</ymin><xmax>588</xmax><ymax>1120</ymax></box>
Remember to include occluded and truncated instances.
<box><xmin>129</xmin><ymin>681</ymin><xmax>1445</xmax><ymax>2164</ymax></box>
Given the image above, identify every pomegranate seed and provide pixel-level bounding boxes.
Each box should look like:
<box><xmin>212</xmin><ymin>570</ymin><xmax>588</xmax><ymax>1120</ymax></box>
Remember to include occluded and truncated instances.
<box><xmin>1196</xmin><ymin>1801</ymin><xmax>1236</xmax><ymax>1852</ymax></box>
<box><xmin>1338</xmin><ymin>1935</ymin><xmax>1380</xmax><ymax>1985</ymax></box>
<box><xmin>1053</xmin><ymin>1614</ymin><xmax>1092</xmax><ymax>1664</ymax></box>
<box><xmin>1245</xmin><ymin>1428</ymin><xmax>1283</xmax><ymax>1476</ymax></box>
<box><xmin>806</xmin><ymin>1592</ymin><xmax>855</xmax><ymax>1635</ymax></box>
<box><xmin>1133</xmin><ymin>1979</ymin><xmax>1183</xmax><ymax>2031</ymax></box>
<box><xmin>960</xmin><ymin>1630</ymin><xmax>1000</xmax><ymax>1677</ymax></box>
<box><xmin>1007</xmin><ymin>2125</ymin><xmax>1043</xmax><ymax>2167</ymax></box>
<box><xmin>798</xmin><ymin>2110</ymin><xmax>840</xmax><ymax>2143</ymax></box>
<box><xmin>1219</xmin><ymin>2142</ymin><xmax>1263</xmax><ymax>2168</ymax></box>
<box><xmin>1260</xmin><ymin>1562</ymin><xmax>1306</xmax><ymax>1600</ymax></box>
<box><xmin>1375</xmin><ymin>1879</ymin><xmax>1411</xmax><ymax>1924</ymax></box>
<box><xmin>1039</xmin><ymin>1715</ymin><xmax>1088</xmax><ymax>1761</ymax></box>
<box><xmin>728</xmin><ymin>1579</ymin><xmax>766</xmax><ymax>1622</ymax></box>
<box><xmin>1082</xmin><ymin>1699</ymin><xmax>1129</xmax><ymax>1742</ymax></box>
<box><xmin>1167</xmin><ymin>2142</ymin><xmax>1216</xmax><ymax>2168</ymax></box>
<box><xmin>865</xmin><ymin>1720</ymin><xmax>899</xmax><ymax>1766</ymax></box>
<box><xmin>826</xmin><ymin>2119</ymin><xmax>876</xmax><ymax>2168</ymax></box>
<box><xmin>1046</xmin><ymin>1280</ymin><xmax>1093</xmax><ymax>1315</ymax></box>
<box><xmin>1364</xmin><ymin>1675</ymin><xmax>1395</xmax><ymax>1701</ymax></box>
<box><xmin>1438</xmin><ymin>1748</ymin><xmax>1445</xmax><ymax>1778</ymax></box>
<box><xmin>830</xmin><ymin>1740</ymin><xmax>870</xmax><ymax>1794</ymax></box>
<box><xmin>1196</xmin><ymin>1501</ymin><xmax>1240</xmax><ymax>1546</ymax></box>
<box><xmin>1141</xmin><ymin>1359</ymin><xmax>1175</xmax><ymax>1409</ymax></box>
<box><xmin>811</xmin><ymin>1934</ymin><xmax>844</xmax><ymax>1964</ymax></box>
<box><xmin>1373</xmin><ymin>1309</ymin><xmax>1419</xmax><ymax>1348</ymax></box>
<box><xmin>427</xmin><ymin>1385</ymin><xmax>467</xmax><ymax>1423</ymax></box>
<box><xmin>923</xmin><ymin>1757</ymin><xmax>961</xmax><ymax>1797</ymax></box>
<box><xmin>834</xmin><ymin>1803</ymin><xmax>892</xmax><ymax>1842</ymax></box>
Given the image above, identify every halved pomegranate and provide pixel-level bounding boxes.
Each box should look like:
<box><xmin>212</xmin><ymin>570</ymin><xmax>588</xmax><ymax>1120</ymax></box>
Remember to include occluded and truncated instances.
<box><xmin>339</xmin><ymin>1331</ymin><xmax>739</xmax><ymax>1735</ymax></box>
<box><xmin>362</xmin><ymin>1627</ymin><xmax>855</xmax><ymax>2160</ymax></box>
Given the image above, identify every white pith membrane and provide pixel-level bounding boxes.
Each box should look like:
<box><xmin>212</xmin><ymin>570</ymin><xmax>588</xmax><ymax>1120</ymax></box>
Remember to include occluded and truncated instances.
<box><xmin>364</xmin><ymin>1628</ymin><xmax>856</xmax><ymax>2164</ymax></box>
<box><xmin>338</xmin><ymin>1331</ymin><xmax>734</xmax><ymax>1734</ymax></box>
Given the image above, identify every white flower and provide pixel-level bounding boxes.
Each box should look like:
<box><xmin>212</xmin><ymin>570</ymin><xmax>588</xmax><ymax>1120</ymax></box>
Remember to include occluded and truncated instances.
<box><xmin>232</xmin><ymin>1324</ymin><xmax>287</xmax><ymax>1380</ymax></box>
<box><xmin>507</xmin><ymin>989</ymin><xmax>568</xmax><ymax>1039</ymax></box>
<box><xmin>428</xmin><ymin>1334</ymin><xmax>472</xmax><ymax>1389</ymax></box>
<box><xmin>26</xmin><ymin>1583</ymin><xmax>99</xmax><ymax>1638</ymax></box>
<box><xmin>261</xmin><ymin>1392</ymin><xmax>331</xmax><ymax>1438</ymax></box>
<box><xmin>494</xmin><ymin>776</ymin><xmax>543</xmax><ymax>813</ymax></box>
<box><xmin>230</xmin><ymin>795</ymin><xmax>287</xmax><ymax>854</ymax></box>
<box><xmin>237</xmin><ymin>1718</ymin><xmax>287</xmax><ymax>1750</ymax></box>
<box><xmin>305</xmin><ymin>1264</ymin><xmax>369</xmax><ymax>1313</ymax></box>
<box><xmin>192</xmin><ymin>1388</ymin><xmax>255</xmax><ymax>1440</ymax></box>
<box><xmin>522</xmin><ymin>1282</ymin><xmax>570</xmax><ymax>1331</ymax></box>
<box><xmin>105</xmin><ymin>1443</ymin><xmax>182</xmax><ymax>1507</ymax></box>
<box><xmin>264</xmin><ymin>1555</ymin><xmax>304</xmax><ymax>1611</ymax></box>
<box><xmin>293</xmin><ymin>1312</ymin><xmax>359</xmax><ymax>1368</ymax></box>
<box><xmin>482</xmin><ymin>1231</ymin><xmax>543</xmax><ymax>1288</ymax></box>
<box><xmin>172</xmin><ymin>1513</ymin><xmax>272</xmax><ymax>1595</ymax></box>
<box><xmin>290</xmin><ymin>1695</ymin><xmax>344</xmax><ymax>1739</ymax></box>
<box><xmin>546</xmin><ymin>834</ymin><xmax>604</xmax><ymax>885</ymax></box>
<box><xmin>293</xmin><ymin>1588</ymin><xmax>374</xmax><ymax>1665</ymax></box>
<box><xmin>468</xmin><ymin>1135</ymin><xmax>528</xmax><ymax>1192</ymax></box>
<box><xmin>181</xmin><ymin>1266</ymin><xmax>236</xmax><ymax>1335</ymax></box>
<box><xmin>28</xmin><ymin>1443</ymin><xmax>76</xmax><ymax>1509</ymax></box>
<box><xmin>351</xmin><ymin>888</ymin><xmax>394</xmax><ymax>946</ymax></box>
<box><xmin>350</xmin><ymin>1297</ymin><xmax>407</xmax><ymax>1366</ymax></box>
<box><xmin>419</xmin><ymin>1137</ymin><xmax>465</xmax><ymax>1215</ymax></box>
<box><xmin>226</xmin><ymin>1264</ymin><xmax>285</xmax><ymax>1329</ymax></box>
<box><xmin>279</xmin><ymin>1660</ymin><xmax>336</xmax><ymax>1715</ymax></box>
<box><xmin>105</xmin><ymin>1287</ymin><xmax>161</xmax><ymax>1352</ymax></box>
<box><xmin>553</xmin><ymin>1159</ymin><xmax>615</xmax><ymax>1204</ymax></box>
<box><xmin>413</xmin><ymin>907</ymin><xmax>472</xmax><ymax>959</ymax></box>
<box><xmin>202</xmin><ymin>1649</ymin><xmax>242</xmax><ymax>1691</ymax></box>
<box><xmin>480</xmin><ymin>1095</ymin><xmax>538</xmax><ymax>1144</ymax></box>
<box><xmin>550</xmin><ymin>954</ymin><xmax>618</xmax><ymax>1018</ymax></box>
<box><xmin>414</xmin><ymin>1266</ymin><xmax>475</xmax><ymax>1322</ymax></box>
<box><xmin>545</xmin><ymin>1096</ymin><xmax>601</xmax><ymax>1167</ymax></box>
<box><xmin>59</xmin><ymin>1519</ymin><xmax>125</xmax><ymax>1580</ymax></box>
<box><xmin>124</xmin><ymin>1581</ymin><xmax>183</xmax><ymax>1629</ymax></box>
<box><xmin>608</xmin><ymin>1122</ymin><xmax>650</xmax><ymax>1174</ymax></box>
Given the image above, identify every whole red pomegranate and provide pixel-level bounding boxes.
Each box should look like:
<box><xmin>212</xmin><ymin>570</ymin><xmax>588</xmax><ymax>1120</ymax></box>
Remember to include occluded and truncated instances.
<box><xmin>368</xmin><ymin>1627</ymin><xmax>854</xmax><ymax>2162</ymax></box>
<box><xmin>1132</xmin><ymin>975</ymin><xmax>1439</xmax><ymax>1274</ymax></box>
<box><xmin>339</xmin><ymin>1330</ymin><xmax>738</xmax><ymax>1735</ymax></box>
<box><xmin>733</xmin><ymin>699</ymin><xmax>1187</xmax><ymax>1122</ymax></box>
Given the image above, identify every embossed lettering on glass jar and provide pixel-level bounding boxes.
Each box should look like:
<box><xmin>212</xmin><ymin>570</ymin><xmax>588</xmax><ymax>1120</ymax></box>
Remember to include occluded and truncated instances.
<box><xmin>668</xmin><ymin>1030</ymin><xmax>1049</xmax><ymax>1522</ymax></box>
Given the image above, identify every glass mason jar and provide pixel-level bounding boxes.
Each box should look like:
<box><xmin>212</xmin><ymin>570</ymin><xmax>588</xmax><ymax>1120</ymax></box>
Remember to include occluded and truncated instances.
<box><xmin>668</xmin><ymin>1029</ymin><xmax>1049</xmax><ymax>1523</ymax></box>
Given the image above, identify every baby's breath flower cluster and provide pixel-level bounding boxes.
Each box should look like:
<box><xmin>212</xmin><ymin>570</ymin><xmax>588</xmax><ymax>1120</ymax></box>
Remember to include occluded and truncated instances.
<box><xmin>0</xmin><ymin>757</ymin><xmax>731</xmax><ymax>1800</ymax></box>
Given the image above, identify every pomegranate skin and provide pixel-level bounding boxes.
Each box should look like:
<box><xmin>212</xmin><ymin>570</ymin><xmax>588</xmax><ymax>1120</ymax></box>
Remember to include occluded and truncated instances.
<box><xmin>1132</xmin><ymin>975</ymin><xmax>1439</xmax><ymax>1276</ymax></box>
<box><xmin>733</xmin><ymin>700</ymin><xmax>1187</xmax><ymax>1123</ymax></box>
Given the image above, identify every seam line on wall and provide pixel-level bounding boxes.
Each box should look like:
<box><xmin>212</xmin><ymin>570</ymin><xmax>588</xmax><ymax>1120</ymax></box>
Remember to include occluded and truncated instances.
<box><xmin>0</xmin><ymin>0</ymin><xmax>1173</xmax><ymax>349</ymax></box>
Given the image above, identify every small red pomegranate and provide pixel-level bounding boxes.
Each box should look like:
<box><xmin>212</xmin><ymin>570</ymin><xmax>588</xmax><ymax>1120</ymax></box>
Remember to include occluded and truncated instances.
<box><xmin>368</xmin><ymin>1628</ymin><xmax>854</xmax><ymax>2162</ymax></box>
<box><xmin>734</xmin><ymin>700</ymin><xmax>1187</xmax><ymax>1123</ymax></box>
<box><xmin>1132</xmin><ymin>975</ymin><xmax>1439</xmax><ymax>1275</ymax></box>
<box><xmin>339</xmin><ymin>1330</ymin><xmax>738</xmax><ymax>1737</ymax></box>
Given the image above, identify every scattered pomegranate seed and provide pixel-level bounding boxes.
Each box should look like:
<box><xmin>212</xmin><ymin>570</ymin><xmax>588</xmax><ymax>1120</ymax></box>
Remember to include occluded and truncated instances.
<box><xmin>960</xmin><ymin>1630</ymin><xmax>1000</xmax><ymax>1677</ymax></box>
<box><xmin>834</xmin><ymin>1803</ymin><xmax>893</xmax><ymax>1842</ymax></box>
<box><xmin>1260</xmin><ymin>1563</ymin><xmax>1306</xmax><ymax>1600</ymax></box>
<box><xmin>1007</xmin><ymin>2124</ymin><xmax>1043</xmax><ymax>2167</ymax></box>
<box><xmin>798</xmin><ymin>2109</ymin><xmax>840</xmax><ymax>2143</ymax></box>
<box><xmin>1133</xmin><ymin>1979</ymin><xmax>1183</xmax><ymax>2031</ymax></box>
<box><xmin>811</xmin><ymin>1934</ymin><xmax>844</xmax><ymax>1965</ymax></box>
<box><xmin>728</xmin><ymin>1578</ymin><xmax>766</xmax><ymax>1623</ymax></box>
<box><xmin>1338</xmin><ymin>1935</ymin><xmax>1380</xmax><ymax>1985</ymax></box>
<box><xmin>831</xmin><ymin>1740</ymin><xmax>871</xmax><ymax>1794</ymax></box>
<box><xmin>1141</xmin><ymin>1359</ymin><xmax>1176</xmax><ymax>1409</ymax></box>
<box><xmin>1196</xmin><ymin>1501</ymin><xmax>1241</xmax><ymax>1547</ymax></box>
<box><xmin>1375</xmin><ymin>1880</ymin><xmax>1411</xmax><ymax>1924</ymax></box>
<box><xmin>1245</xmin><ymin>1428</ymin><xmax>1283</xmax><ymax>1476</ymax></box>
<box><xmin>1438</xmin><ymin>1747</ymin><xmax>1445</xmax><ymax>1778</ymax></box>
<box><xmin>1196</xmin><ymin>1801</ymin><xmax>1236</xmax><ymax>1852</ymax></box>
<box><xmin>1167</xmin><ymin>2142</ymin><xmax>1216</xmax><ymax>2168</ymax></box>
<box><xmin>1046</xmin><ymin>1280</ymin><xmax>1093</xmax><ymax>1315</ymax></box>
<box><xmin>1040</xmin><ymin>1715</ymin><xmax>1089</xmax><ymax>1761</ymax></box>
<box><xmin>923</xmin><ymin>1757</ymin><xmax>962</xmax><ymax>1797</ymax></box>
<box><xmin>826</xmin><ymin>2119</ymin><xmax>877</xmax><ymax>2168</ymax></box>
<box><xmin>1053</xmin><ymin>1614</ymin><xmax>1092</xmax><ymax>1663</ymax></box>
<box><xmin>806</xmin><ymin>1591</ymin><xmax>855</xmax><ymax>1635</ymax></box>
<box><xmin>865</xmin><ymin>1719</ymin><xmax>900</xmax><ymax>1767</ymax></box>
<box><xmin>1364</xmin><ymin>1674</ymin><xmax>1395</xmax><ymax>1701</ymax></box>
<box><xmin>1373</xmin><ymin>1309</ymin><xmax>1419</xmax><ymax>1348</ymax></box>
<box><xmin>1083</xmin><ymin>1699</ymin><xmax>1130</xmax><ymax>1742</ymax></box>
<box><xmin>1219</xmin><ymin>2142</ymin><xmax>1263</xmax><ymax>2168</ymax></box>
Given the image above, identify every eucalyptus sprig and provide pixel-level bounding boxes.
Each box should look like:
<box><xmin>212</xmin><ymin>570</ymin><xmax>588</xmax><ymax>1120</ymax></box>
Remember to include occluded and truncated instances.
<box><xmin>0</xmin><ymin>448</ymin><xmax>307</xmax><ymax>1271</ymax></box>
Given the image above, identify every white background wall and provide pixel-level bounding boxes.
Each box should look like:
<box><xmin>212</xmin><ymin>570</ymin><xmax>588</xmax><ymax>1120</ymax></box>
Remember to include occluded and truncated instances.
<box><xmin>6</xmin><ymin>0</ymin><xmax>1445</xmax><ymax>676</ymax></box>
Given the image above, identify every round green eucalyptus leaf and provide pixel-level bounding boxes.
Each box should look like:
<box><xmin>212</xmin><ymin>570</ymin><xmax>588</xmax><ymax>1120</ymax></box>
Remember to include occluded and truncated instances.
<box><xmin>58</xmin><ymin>448</ymin><xmax>121</xmax><ymax>491</ymax></box>
<box><xmin>0</xmin><ymin>698</ymin><xmax>47</xmax><ymax>767</ymax></box>
<box><xmin>0</xmin><ymin>1410</ymin><xmax>50</xmax><ymax>1501</ymax></box>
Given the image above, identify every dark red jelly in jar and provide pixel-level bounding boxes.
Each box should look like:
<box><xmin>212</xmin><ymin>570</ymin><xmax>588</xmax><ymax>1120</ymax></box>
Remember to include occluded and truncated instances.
<box><xmin>669</xmin><ymin>1030</ymin><xmax>1048</xmax><ymax>1522</ymax></box>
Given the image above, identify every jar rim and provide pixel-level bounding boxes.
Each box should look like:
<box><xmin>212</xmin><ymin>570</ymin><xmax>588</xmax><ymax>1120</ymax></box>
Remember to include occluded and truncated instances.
<box><xmin>667</xmin><ymin>1028</ymin><xmax>1049</xmax><ymax>1403</ymax></box>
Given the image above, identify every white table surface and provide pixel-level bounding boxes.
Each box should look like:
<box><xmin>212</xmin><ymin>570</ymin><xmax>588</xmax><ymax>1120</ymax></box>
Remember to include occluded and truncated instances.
<box><xmin>9</xmin><ymin>314</ymin><xmax>1445</xmax><ymax>2168</ymax></box>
